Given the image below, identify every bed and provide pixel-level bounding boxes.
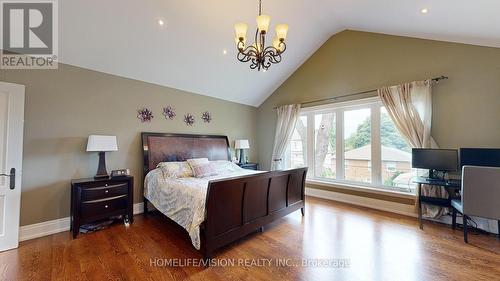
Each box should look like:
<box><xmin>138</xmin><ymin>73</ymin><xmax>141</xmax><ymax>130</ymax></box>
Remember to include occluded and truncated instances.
<box><xmin>142</xmin><ymin>132</ymin><xmax>308</xmax><ymax>259</ymax></box>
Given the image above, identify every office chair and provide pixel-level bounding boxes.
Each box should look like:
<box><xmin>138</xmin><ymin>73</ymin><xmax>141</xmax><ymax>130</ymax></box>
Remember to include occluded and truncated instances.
<box><xmin>451</xmin><ymin>165</ymin><xmax>500</xmax><ymax>243</ymax></box>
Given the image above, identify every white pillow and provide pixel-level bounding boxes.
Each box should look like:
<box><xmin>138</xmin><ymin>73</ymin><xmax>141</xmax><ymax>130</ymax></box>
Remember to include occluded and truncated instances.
<box><xmin>156</xmin><ymin>162</ymin><xmax>193</xmax><ymax>178</ymax></box>
<box><xmin>191</xmin><ymin>162</ymin><xmax>218</xmax><ymax>178</ymax></box>
<box><xmin>186</xmin><ymin>158</ymin><xmax>209</xmax><ymax>170</ymax></box>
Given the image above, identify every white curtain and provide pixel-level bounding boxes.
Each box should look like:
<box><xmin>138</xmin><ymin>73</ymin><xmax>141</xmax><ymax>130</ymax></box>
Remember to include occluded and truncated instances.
<box><xmin>271</xmin><ymin>104</ymin><xmax>301</xmax><ymax>171</ymax></box>
<box><xmin>378</xmin><ymin>80</ymin><xmax>447</xmax><ymax>218</ymax></box>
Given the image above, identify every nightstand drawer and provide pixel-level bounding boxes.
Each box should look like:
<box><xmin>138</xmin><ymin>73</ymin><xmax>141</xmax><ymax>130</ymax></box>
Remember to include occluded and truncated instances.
<box><xmin>79</xmin><ymin>180</ymin><xmax>128</xmax><ymax>189</ymax></box>
<box><xmin>80</xmin><ymin>195</ymin><xmax>128</xmax><ymax>220</ymax></box>
<box><xmin>81</xmin><ymin>183</ymin><xmax>128</xmax><ymax>201</ymax></box>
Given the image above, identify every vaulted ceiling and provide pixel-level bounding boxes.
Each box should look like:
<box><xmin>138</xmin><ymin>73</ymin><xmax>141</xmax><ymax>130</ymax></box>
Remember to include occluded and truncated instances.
<box><xmin>59</xmin><ymin>0</ymin><xmax>500</xmax><ymax>107</ymax></box>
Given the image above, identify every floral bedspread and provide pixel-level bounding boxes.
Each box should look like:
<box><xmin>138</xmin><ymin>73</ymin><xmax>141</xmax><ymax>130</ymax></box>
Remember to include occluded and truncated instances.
<box><xmin>144</xmin><ymin>161</ymin><xmax>263</xmax><ymax>249</ymax></box>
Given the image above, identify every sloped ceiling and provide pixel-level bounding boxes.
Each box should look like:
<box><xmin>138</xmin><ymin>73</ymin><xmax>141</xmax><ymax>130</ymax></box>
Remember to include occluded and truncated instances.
<box><xmin>59</xmin><ymin>0</ymin><xmax>500</xmax><ymax>107</ymax></box>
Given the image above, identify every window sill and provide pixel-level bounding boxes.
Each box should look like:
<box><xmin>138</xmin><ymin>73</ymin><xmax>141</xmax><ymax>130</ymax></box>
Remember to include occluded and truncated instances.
<box><xmin>306</xmin><ymin>179</ymin><xmax>416</xmax><ymax>200</ymax></box>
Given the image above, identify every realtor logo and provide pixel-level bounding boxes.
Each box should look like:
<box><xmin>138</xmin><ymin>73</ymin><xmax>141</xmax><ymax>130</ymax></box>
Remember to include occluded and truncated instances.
<box><xmin>1</xmin><ymin>0</ymin><xmax>58</xmax><ymax>69</ymax></box>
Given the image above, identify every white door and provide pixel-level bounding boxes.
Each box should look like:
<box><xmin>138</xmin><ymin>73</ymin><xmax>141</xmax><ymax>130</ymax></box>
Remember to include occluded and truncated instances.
<box><xmin>0</xmin><ymin>82</ymin><xmax>24</xmax><ymax>251</ymax></box>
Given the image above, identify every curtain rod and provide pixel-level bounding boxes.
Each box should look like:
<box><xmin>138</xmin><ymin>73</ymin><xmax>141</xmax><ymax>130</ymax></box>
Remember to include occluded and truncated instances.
<box><xmin>274</xmin><ymin>75</ymin><xmax>448</xmax><ymax>109</ymax></box>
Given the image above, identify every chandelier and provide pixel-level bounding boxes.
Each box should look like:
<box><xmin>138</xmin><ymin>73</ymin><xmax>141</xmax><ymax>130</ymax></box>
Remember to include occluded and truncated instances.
<box><xmin>234</xmin><ymin>0</ymin><xmax>288</xmax><ymax>71</ymax></box>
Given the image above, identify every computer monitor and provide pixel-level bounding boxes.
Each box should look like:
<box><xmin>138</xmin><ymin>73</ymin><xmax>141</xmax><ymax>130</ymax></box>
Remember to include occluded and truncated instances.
<box><xmin>412</xmin><ymin>149</ymin><xmax>458</xmax><ymax>179</ymax></box>
<box><xmin>460</xmin><ymin>148</ymin><xmax>500</xmax><ymax>168</ymax></box>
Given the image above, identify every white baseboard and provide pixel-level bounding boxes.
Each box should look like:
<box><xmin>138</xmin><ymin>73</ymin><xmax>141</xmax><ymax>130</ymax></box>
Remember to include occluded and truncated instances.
<box><xmin>19</xmin><ymin>202</ymin><xmax>145</xmax><ymax>242</ymax></box>
<box><xmin>305</xmin><ymin>187</ymin><xmax>417</xmax><ymax>218</ymax></box>
<box><xmin>19</xmin><ymin>217</ymin><xmax>71</xmax><ymax>242</ymax></box>
<box><xmin>20</xmin><ymin>192</ymin><xmax>492</xmax><ymax>242</ymax></box>
<box><xmin>20</xmin><ymin>192</ymin><xmax>418</xmax><ymax>242</ymax></box>
<box><xmin>133</xmin><ymin>202</ymin><xmax>144</xmax><ymax>215</ymax></box>
<box><xmin>306</xmin><ymin>188</ymin><xmax>500</xmax><ymax>234</ymax></box>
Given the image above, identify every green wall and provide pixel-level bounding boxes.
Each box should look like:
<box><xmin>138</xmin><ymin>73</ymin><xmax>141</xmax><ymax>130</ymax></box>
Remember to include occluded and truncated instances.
<box><xmin>1</xmin><ymin>64</ymin><xmax>258</xmax><ymax>225</ymax></box>
<box><xmin>257</xmin><ymin>30</ymin><xmax>500</xmax><ymax>171</ymax></box>
<box><xmin>2</xmin><ymin>29</ymin><xmax>500</xmax><ymax>225</ymax></box>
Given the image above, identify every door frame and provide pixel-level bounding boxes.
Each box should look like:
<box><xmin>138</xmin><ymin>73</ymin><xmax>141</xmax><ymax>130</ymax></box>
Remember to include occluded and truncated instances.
<box><xmin>0</xmin><ymin>81</ymin><xmax>25</xmax><ymax>251</ymax></box>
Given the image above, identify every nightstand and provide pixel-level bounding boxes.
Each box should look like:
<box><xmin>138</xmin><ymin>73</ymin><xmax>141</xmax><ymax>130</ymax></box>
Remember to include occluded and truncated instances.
<box><xmin>237</xmin><ymin>163</ymin><xmax>259</xmax><ymax>170</ymax></box>
<box><xmin>71</xmin><ymin>176</ymin><xmax>133</xmax><ymax>238</ymax></box>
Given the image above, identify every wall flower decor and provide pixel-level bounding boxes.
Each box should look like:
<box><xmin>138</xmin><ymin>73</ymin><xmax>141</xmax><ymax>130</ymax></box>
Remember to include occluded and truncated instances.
<box><xmin>137</xmin><ymin>108</ymin><xmax>154</xmax><ymax>122</ymax></box>
<box><xmin>201</xmin><ymin>111</ymin><xmax>212</xmax><ymax>123</ymax></box>
<box><xmin>184</xmin><ymin>113</ymin><xmax>195</xmax><ymax>126</ymax></box>
<box><xmin>163</xmin><ymin>106</ymin><xmax>176</xmax><ymax>120</ymax></box>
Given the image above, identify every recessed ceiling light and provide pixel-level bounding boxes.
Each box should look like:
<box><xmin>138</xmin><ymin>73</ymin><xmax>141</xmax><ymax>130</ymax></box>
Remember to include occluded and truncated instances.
<box><xmin>420</xmin><ymin>8</ymin><xmax>429</xmax><ymax>14</ymax></box>
<box><xmin>223</xmin><ymin>49</ymin><xmax>227</xmax><ymax>55</ymax></box>
<box><xmin>158</xmin><ymin>19</ymin><xmax>165</xmax><ymax>26</ymax></box>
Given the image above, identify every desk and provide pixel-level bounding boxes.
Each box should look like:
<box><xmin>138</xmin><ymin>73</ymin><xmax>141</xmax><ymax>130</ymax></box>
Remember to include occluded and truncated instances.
<box><xmin>413</xmin><ymin>177</ymin><xmax>461</xmax><ymax>229</ymax></box>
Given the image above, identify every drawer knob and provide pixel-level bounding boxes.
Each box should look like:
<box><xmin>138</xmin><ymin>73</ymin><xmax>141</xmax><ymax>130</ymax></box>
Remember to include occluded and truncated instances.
<box><xmin>105</xmin><ymin>205</ymin><xmax>108</xmax><ymax>208</ymax></box>
<box><xmin>105</xmin><ymin>190</ymin><xmax>109</xmax><ymax>193</ymax></box>
<box><xmin>105</xmin><ymin>184</ymin><xmax>108</xmax><ymax>187</ymax></box>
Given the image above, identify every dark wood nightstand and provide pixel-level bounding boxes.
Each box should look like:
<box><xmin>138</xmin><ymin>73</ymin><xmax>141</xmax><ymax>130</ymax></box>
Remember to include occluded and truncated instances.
<box><xmin>71</xmin><ymin>176</ymin><xmax>133</xmax><ymax>238</ymax></box>
<box><xmin>237</xmin><ymin>163</ymin><xmax>259</xmax><ymax>170</ymax></box>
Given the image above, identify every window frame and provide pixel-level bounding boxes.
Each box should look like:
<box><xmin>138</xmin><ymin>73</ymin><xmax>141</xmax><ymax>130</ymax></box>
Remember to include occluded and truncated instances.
<box><xmin>294</xmin><ymin>97</ymin><xmax>413</xmax><ymax>193</ymax></box>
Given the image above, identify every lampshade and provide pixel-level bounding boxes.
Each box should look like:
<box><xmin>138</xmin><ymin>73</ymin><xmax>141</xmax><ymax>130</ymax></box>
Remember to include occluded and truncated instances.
<box><xmin>235</xmin><ymin>139</ymin><xmax>250</xmax><ymax>149</ymax></box>
<box><xmin>275</xmin><ymin>24</ymin><xmax>288</xmax><ymax>40</ymax></box>
<box><xmin>256</xmin><ymin>15</ymin><xmax>271</xmax><ymax>33</ymax></box>
<box><xmin>234</xmin><ymin>23</ymin><xmax>248</xmax><ymax>40</ymax></box>
<box><xmin>86</xmin><ymin>135</ymin><xmax>118</xmax><ymax>152</ymax></box>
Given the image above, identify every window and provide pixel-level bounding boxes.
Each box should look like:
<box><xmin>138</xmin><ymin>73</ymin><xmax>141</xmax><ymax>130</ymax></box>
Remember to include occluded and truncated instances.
<box><xmin>385</xmin><ymin>162</ymin><xmax>397</xmax><ymax>172</ymax></box>
<box><xmin>344</xmin><ymin>108</ymin><xmax>371</xmax><ymax>183</ymax></box>
<box><xmin>285</xmin><ymin>97</ymin><xmax>415</xmax><ymax>193</ymax></box>
<box><xmin>314</xmin><ymin>113</ymin><xmax>336</xmax><ymax>179</ymax></box>
<box><xmin>380</xmin><ymin>107</ymin><xmax>414</xmax><ymax>191</ymax></box>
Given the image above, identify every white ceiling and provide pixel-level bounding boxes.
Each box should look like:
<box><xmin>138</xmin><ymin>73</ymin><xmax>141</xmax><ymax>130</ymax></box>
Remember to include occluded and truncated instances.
<box><xmin>59</xmin><ymin>0</ymin><xmax>500</xmax><ymax>107</ymax></box>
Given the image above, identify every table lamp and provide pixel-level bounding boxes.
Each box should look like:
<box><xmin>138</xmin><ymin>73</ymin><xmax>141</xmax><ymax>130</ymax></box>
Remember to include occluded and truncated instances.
<box><xmin>235</xmin><ymin>139</ymin><xmax>250</xmax><ymax>164</ymax></box>
<box><xmin>86</xmin><ymin>135</ymin><xmax>118</xmax><ymax>179</ymax></box>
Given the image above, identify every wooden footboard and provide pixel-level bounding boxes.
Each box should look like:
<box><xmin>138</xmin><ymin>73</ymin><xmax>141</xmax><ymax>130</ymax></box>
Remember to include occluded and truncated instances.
<box><xmin>200</xmin><ymin>167</ymin><xmax>308</xmax><ymax>259</ymax></box>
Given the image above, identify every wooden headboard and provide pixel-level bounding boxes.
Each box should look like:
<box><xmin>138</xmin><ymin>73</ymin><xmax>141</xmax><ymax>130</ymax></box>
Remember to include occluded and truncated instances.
<box><xmin>141</xmin><ymin>132</ymin><xmax>231</xmax><ymax>175</ymax></box>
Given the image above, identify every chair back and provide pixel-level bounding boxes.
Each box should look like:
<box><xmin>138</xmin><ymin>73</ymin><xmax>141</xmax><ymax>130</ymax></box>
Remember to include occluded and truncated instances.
<box><xmin>461</xmin><ymin>165</ymin><xmax>500</xmax><ymax>219</ymax></box>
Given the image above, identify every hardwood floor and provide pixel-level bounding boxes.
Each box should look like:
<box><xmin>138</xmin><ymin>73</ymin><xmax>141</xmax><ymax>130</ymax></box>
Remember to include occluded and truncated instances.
<box><xmin>1</xmin><ymin>196</ymin><xmax>499</xmax><ymax>281</ymax></box>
